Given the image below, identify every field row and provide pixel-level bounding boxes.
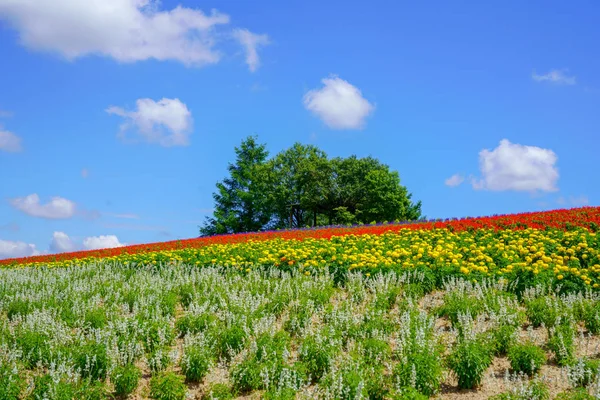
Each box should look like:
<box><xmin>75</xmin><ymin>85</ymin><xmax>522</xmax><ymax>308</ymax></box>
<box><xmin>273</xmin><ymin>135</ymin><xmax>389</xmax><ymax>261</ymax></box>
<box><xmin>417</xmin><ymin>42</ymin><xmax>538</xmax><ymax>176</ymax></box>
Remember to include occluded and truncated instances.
<box><xmin>4</xmin><ymin>263</ymin><xmax>600</xmax><ymax>399</ymax></box>
<box><xmin>1</xmin><ymin>206</ymin><xmax>599</xmax><ymax>268</ymax></box>
<box><xmin>4</xmin><ymin>227</ymin><xmax>600</xmax><ymax>294</ymax></box>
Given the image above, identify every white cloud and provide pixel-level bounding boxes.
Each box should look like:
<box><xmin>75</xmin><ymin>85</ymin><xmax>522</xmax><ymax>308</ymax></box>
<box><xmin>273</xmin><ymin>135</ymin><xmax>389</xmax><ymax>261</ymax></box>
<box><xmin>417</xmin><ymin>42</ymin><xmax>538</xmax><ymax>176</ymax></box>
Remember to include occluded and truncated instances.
<box><xmin>0</xmin><ymin>0</ymin><xmax>233</xmax><ymax>66</ymax></box>
<box><xmin>49</xmin><ymin>231</ymin><xmax>77</xmax><ymax>253</ymax></box>
<box><xmin>81</xmin><ymin>168</ymin><xmax>89</xmax><ymax>178</ymax></box>
<box><xmin>470</xmin><ymin>139</ymin><xmax>559</xmax><ymax>193</ymax></box>
<box><xmin>83</xmin><ymin>234</ymin><xmax>125</xmax><ymax>250</ymax></box>
<box><xmin>445</xmin><ymin>174</ymin><xmax>464</xmax><ymax>187</ymax></box>
<box><xmin>107</xmin><ymin>98</ymin><xmax>193</xmax><ymax>147</ymax></box>
<box><xmin>304</xmin><ymin>75</ymin><xmax>375</xmax><ymax>130</ymax></box>
<box><xmin>532</xmin><ymin>69</ymin><xmax>576</xmax><ymax>85</ymax></box>
<box><xmin>232</xmin><ymin>28</ymin><xmax>269</xmax><ymax>72</ymax></box>
<box><xmin>0</xmin><ymin>239</ymin><xmax>39</xmax><ymax>259</ymax></box>
<box><xmin>9</xmin><ymin>193</ymin><xmax>76</xmax><ymax>219</ymax></box>
<box><xmin>0</xmin><ymin>129</ymin><xmax>22</xmax><ymax>152</ymax></box>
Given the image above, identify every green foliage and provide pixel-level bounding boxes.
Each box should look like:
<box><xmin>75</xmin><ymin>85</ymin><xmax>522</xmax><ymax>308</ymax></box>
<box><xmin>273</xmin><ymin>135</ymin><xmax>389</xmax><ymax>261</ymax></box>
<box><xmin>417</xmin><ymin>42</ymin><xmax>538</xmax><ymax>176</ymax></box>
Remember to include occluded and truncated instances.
<box><xmin>435</xmin><ymin>292</ymin><xmax>481</xmax><ymax>326</ymax></box>
<box><xmin>201</xmin><ymin>383</ymin><xmax>235</xmax><ymax>400</ymax></box>
<box><xmin>149</xmin><ymin>371</ymin><xmax>187</xmax><ymax>400</ymax></box>
<box><xmin>6</xmin><ymin>299</ymin><xmax>31</xmax><ymax>320</ymax></box>
<box><xmin>508</xmin><ymin>342</ymin><xmax>547</xmax><ymax>375</ymax></box>
<box><xmin>200</xmin><ymin>136</ymin><xmax>272</xmax><ymax>235</ymax></box>
<box><xmin>299</xmin><ymin>332</ymin><xmax>339</xmax><ymax>383</ymax></box>
<box><xmin>27</xmin><ymin>375</ymin><xmax>77</xmax><ymax>400</ymax></box>
<box><xmin>180</xmin><ymin>344</ymin><xmax>213</xmax><ymax>383</ymax></box>
<box><xmin>548</xmin><ymin>321</ymin><xmax>576</xmax><ymax>366</ymax></box>
<box><xmin>490</xmin><ymin>324</ymin><xmax>518</xmax><ymax>355</ymax></box>
<box><xmin>567</xmin><ymin>358</ymin><xmax>600</xmax><ymax>388</ymax></box>
<box><xmin>175</xmin><ymin>313</ymin><xmax>217</xmax><ymax>337</ymax></box>
<box><xmin>446</xmin><ymin>338</ymin><xmax>493</xmax><ymax>389</ymax></box>
<box><xmin>84</xmin><ymin>307</ymin><xmax>107</xmax><ymax>330</ymax></box>
<box><xmin>489</xmin><ymin>380</ymin><xmax>550</xmax><ymax>400</ymax></box>
<box><xmin>111</xmin><ymin>364</ymin><xmax>141</xmax><ymax>397</ymax></box>
<box><xmin>15</xmin><ymin>330</ymin><xmax>51</xmax><ymax>368</ymax></box>
<box><xmin>216</xmin><ymin>325</ymin><xmax>246</xmax><ymax>361</ymax></box>
<box><xmin>0</xmin><ymin>361</ymin><xmax>24</xmax><ymax>400</ymax></box>
<box><xmin>583</xmin><ymin>302</ymin><xmax>600</xmax><ymax>335</ymax></box>
<box><xmin>388</xmin><ymin>387</ymin><xmax>429</xmax><ymax>400</ymax></box>
<box><xmin>200</xmin><ymin>137</ymin><xmax>422</xmax><ymax>235</ymax></box>
<box><xmin>74</xmin><ymin>341</ymin><xmax>109</xmax><ymax>380</ymax></box>
<box><xmin>555</xmin><ymin>389</ymin><xmax>595</xmax><ymax>400</ymax></box>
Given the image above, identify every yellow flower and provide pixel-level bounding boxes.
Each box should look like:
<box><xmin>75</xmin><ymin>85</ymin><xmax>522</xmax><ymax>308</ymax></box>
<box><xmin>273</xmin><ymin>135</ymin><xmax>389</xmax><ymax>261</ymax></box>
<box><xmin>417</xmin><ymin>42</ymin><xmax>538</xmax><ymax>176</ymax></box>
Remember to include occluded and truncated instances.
<box><xmin>557</xmin><ymin>274</ymin><xmax>564</xmax><ymax>280</ymax></box>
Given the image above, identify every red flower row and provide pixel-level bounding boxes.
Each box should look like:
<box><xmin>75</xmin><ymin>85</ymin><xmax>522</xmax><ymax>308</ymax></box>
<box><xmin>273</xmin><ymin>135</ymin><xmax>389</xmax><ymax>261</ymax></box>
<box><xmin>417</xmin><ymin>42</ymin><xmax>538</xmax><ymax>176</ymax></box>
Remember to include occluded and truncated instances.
<box><xmin>1</xmin><ymin>206</ymin><xmax>598</xmax><ymax>267</ymax></box>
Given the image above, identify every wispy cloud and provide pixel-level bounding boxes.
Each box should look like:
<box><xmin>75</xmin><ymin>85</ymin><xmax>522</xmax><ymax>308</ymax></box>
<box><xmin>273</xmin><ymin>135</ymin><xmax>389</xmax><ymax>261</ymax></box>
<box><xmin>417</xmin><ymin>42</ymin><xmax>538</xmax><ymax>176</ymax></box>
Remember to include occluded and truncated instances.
<box><xmin>444</xmin><ymin>174</ymin><xmax>464</xmax><ymax>187</ymax></box>
<box><xmin>107</xmin><ymin>98</ymin><xmax>193</xmax><ymax>147</ymax></box>
<box><xmin>0</xmin><ymin>128</ymin><xmax>22</xmax><ymax>152</ymax></box>
<box><xmin>232</xmin><ymin>28</ymin><xmax>270</xmax><ymax>72</ymax></box>
<box><xmin>532</xmin><ymin>69</ymin><xmax>576</xmax><ymax>85</ymax></box>
<box><xmin>557</xmin><ymin>195</ymin><xmax>589</xmax><ymax>207</ymax></box>
<box><xmin>9</xmin><ymin>193</ymin><xmax>76</xmax><ymax>219</ymax></box>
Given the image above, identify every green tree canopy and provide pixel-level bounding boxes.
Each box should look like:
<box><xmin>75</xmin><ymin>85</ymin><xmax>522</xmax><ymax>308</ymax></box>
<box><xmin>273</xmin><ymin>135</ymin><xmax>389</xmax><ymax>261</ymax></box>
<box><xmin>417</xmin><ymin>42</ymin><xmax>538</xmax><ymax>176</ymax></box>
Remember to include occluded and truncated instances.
<box><xmin>200</xmin><ymin>136</ymin><xmax>422</xmax><ymax>236</ymax></box>
<box><xmin>199</xmin><ymin>136</ymin><xmax>271</xmax><ymax>236</ymax></box>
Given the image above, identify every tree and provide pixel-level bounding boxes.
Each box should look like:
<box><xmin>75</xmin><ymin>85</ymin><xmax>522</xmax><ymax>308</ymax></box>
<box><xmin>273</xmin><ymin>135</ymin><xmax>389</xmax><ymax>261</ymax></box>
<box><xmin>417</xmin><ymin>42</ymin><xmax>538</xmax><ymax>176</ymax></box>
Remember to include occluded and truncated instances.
<box><xmin>199</xmin><ymin>136</ymin><xmax>271</xmax><ymax>236</ymax></box>
<box><xmin>200</xmin><ymin>138</ymin><xmax>423</xmax><ymax>236</ymax></box>
<box><xmin>327</xmin><ymin>156</ymin><xmax>422</xmax><ymax>225</ymax></box>
<box><xmin>266</xmin><ymin>143</ymin><xmax>332</xmax><ymax>229</ymax></box>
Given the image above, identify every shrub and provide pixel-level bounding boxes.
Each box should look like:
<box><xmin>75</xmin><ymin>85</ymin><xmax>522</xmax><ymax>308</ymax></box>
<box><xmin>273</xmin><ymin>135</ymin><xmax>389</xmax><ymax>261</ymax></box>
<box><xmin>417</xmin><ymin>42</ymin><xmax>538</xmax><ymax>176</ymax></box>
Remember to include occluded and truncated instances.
<box><xmin>490</xmin><ymin>324</ymin><xmax>518</xmax><ymax>355</ymax></box>
<box><xmin>216</xmin><ymin>325</ymin><xmax>246</xmax><ymax>361</ymax></box>
<box><xmin>84</xmin><ymin>307</ymin><xmax>107</xmax><ymax>330</ymax></box>
<box><xmin>27</xmin><ymin>375</ymin><xmax>77</xmax><ymax>400</ymax></box>
<box><xmin>566</xmin><ymin>358</ymin><xmax>600</xmax><ymax>388</ymax></box>
<box><xmin>111</xmin><ymin>363</ymin><xmax>141</xmax><ymax>397</ymax></box>
<box><xmin>149</xmin><ymin>371</ymin><xmax>187</xmax><ymax>400</ymax></box>
<box><xmin>548</xmin><ymin>322</ymin><xmax>576</xmax><ymax>366</ymax></box>
<box><xmin>74</xmin><ymin>341</ymin><xmax>109</xmax><ymax>380</ymax></box>
<box><xmin>436</xmin><ymin>292</ymin><xmax>481</xmax><ymax>326</ymax></box>
<box><xmin>180</xmin><ymin>344</ymin><xmax>213</xmax><ymax>383</ymax></box>
<box><xmin>489</xmin><ymin>380</ymin><xmax>550</xmax><ymax>399</ymax></box>
<box><xmin>0</xmin><ymin>361</ymin><xmax>24</xmax><ymax>400</ymax></box>
<box><xmin>508</xmin><ymin>342</ymin><xmax>547</xmax><ymax>375</ymax></box>
<box><xmin>299</xmin><ymin>333</ymin><xmax>339</xmax><ymax>383</ymax></box>
<box><xmin>175</xmin><ymin>313</ymin><xmax>217</xmax><ymax>337</ymax></box>
<box><xmin>446</xmin><ymin>338</ymin><xmax>493</xmax><ymax>389</ymax></box>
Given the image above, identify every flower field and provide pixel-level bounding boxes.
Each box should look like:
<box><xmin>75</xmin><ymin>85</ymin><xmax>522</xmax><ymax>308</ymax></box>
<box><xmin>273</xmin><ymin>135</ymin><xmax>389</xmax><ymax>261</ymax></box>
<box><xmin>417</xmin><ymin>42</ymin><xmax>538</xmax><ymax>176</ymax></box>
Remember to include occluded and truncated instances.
<box><xmin>1</xmin><ymin>207</ymin><xmax>600</xmax><ymax>399</ymax></box>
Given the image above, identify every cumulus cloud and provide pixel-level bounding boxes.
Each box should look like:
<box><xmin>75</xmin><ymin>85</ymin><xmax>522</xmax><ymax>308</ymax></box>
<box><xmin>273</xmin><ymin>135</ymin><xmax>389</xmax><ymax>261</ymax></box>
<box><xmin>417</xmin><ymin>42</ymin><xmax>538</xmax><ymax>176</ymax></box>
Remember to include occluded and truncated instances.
<box><xmin>445</xmin><ymin>174</ymin><xmax>464</xmax><ymax>187</ymax></box>
<box><xmin>9</xmin><ymin>193</ymin><xmax>76</xmax><ymax>219</ymax></box>
<box><xmin>532</xmin><ymin>69</ymin><xmax>576</xmax><ymax>85</ymax></box>
<box><xmin>0</xmin><ymin>0</ymin><xmax>270</xmax><ymax>70</ymax></box>
<box><xmin>0</xmin><ymin>129</ymin><xmax>22</xmax><ymax>152</ymax></box>
<box><xmin>0</xmin><ymin>239</ymin><xmax>39</xmax><ymax>259</ymax></box>
<box><xmin>106</xmin><ymin>98</ymin><xmax>193</xmax><ymax>147</ymax></box>
<box><xmin>303</xmin><ymin>75</ymin><xmax>375</xmax><ymax>130</ymax></box>
<box><xmin>49</xmin><ymin>231</ymin><xmax>77</xmax><ymax>253</ymax></box>
<box><xmin>232</xmin><ymin>28</ymin><xmax>269</xmax><ymax>72</ymax></box>
<box><xmin>470</xmin><ymin>139</ymin><xmax>559</xmax><ymax>193</ymax></box>
<box><xmin>83</xmin><ymin>235</ymin><xmax>125</xmax><ymax>250</ymax></box>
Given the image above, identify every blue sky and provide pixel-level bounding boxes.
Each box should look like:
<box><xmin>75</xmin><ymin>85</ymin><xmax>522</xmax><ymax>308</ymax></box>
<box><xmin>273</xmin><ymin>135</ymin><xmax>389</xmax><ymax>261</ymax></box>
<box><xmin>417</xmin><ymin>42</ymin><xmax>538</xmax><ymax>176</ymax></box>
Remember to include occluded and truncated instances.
<box><xmin>0</xmin><ymin>0</ymin><xmax>598</xmax><ymax>259</ymax></box>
